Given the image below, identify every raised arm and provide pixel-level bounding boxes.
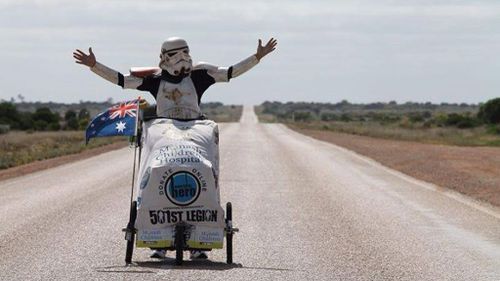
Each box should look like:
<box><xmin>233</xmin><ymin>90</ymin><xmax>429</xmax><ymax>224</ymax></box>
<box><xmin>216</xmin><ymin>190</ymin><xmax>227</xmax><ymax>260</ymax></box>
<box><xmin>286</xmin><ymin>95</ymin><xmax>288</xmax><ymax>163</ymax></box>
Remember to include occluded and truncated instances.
<box><xmin>231</xmin><ymin>37</ymin><xmax>277</xmax><ymax>77</ymax></box>
<box><xmin>197</xmin><ymin>38</ymin><xmax>278</xmax><ymax>82</ymax></box>
<box><xmin>73</xmin><ymin>47</ymin><xmax>144</xmax><ymax>89</ymax></box>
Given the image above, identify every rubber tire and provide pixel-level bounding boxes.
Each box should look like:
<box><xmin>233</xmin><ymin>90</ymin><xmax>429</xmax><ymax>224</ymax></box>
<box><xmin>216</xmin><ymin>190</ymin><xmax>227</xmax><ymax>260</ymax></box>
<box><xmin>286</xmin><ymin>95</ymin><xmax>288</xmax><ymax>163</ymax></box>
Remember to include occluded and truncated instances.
<box><xmin>175</xmin><ymin>225</ymin><xmax>184</xmax><ymax>265</ymax></box>
<box><xmin>226</xmin><ymin>202</ymin><xmax>233</xmax><ymax>264</ymax></box>
<box><xmin>125</xmin><ymin>201</ymin><xmax>137</xmax><ymax>264</ymax></box>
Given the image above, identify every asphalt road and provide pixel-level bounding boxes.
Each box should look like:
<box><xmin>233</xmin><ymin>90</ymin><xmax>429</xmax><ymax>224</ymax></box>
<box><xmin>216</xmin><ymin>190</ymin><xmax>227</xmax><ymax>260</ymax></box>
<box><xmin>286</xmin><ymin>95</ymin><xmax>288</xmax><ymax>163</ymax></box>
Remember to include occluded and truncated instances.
<box><xmin>1</xmin><ymin>106</ymin><xmax>499</xmax><ymax>280</ymax></box>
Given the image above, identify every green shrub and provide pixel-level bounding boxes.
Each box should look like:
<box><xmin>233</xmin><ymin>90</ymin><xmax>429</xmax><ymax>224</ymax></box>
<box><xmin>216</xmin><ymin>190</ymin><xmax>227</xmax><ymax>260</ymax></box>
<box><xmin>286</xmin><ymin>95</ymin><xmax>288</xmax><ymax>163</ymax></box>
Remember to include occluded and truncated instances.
<box><xmin>65</xmin><ymin>110</ymin><xmax>77</xmax><ymax>121</ymax></box>
<box><xmin>79</xmin><ymin>119</ymin><xmax>90</xmax><ymax>130</ymax></box>
<box><xmin>34</xmin><ymin>120</ymin><xmax>48</xmax><ymax>131</ymax></box>
<box><xmin>478</xmin><ymin>98</ymin><xmax>500</xmax><ymax>124</ymax></box>
<box><xmin>48</xmin><ymin>122</ymin><xmax>61</xmax><ymax>131</ymax></box>
<box><xmin>340</xmin><ymin>113</ymin><xmax>352</xmax><ymax>122</ymax></box>
<box><xmin>0</xmin><ymin>102</ymin><xmax>21</xmax><ymax>129</ymax></box>
<box><xmin>19</xmin><ymin>112</ymin><xmax>34</xmax><ymax>130</ymax></box>
<box><xmin>320</xmin><ymin>112</ymin><xmax>337</xmax><ymax>121</ymax></box>
<box><xmin>445</xmin><ymin>113</ymin><xmax>463</xmax><ymax>126</ymax></box>
<box><xmin>456</xmin><ymin>118</ymin><xmax>480</xmax><ymax>129</ymax></box>
<box><xmin>66</xmin><ymin>118</ymin><xmax>79</xmax><ymax>130</ymax></box>
<box><xmin>294</xmin><ymin>111</ymin><xmax>313</xmax><ymax>122</ymax></box>
<box><xmin>33</xmin><ymin>107</ymin><xmax>60</xmax><ymax>124</ymax></box>
<box><xmin>433</xmin><ymin>114</ymin><xmax>448</xmax><ymax>127</ymax></box>
<box><xmin>409</xmin><ymin>112</ymin><xmax>425</xmax><ymax>123</ymax></box>
<box><xmin>445</xmin><ymin>113</ymin><xmax>480</xmax><ymax>129</ymax></box>
<box><xmin>78</xmin><ymin>108</ymin><xmax>90</xmax><ymax>120</ymax></box>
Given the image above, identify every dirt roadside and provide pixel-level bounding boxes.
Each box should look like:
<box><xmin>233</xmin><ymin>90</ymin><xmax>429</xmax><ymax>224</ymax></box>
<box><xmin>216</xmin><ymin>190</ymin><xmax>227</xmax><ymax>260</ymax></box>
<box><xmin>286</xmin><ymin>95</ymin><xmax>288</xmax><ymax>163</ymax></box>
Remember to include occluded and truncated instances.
<box><xmin>294</xmin><ymin>128</ymin><xmax>500</xmax><ymax>207</ymax></box>
<box><xmin>0</xmin><ymin>142</ymin><xmax>128</xmax><ymax>182</ymax></box>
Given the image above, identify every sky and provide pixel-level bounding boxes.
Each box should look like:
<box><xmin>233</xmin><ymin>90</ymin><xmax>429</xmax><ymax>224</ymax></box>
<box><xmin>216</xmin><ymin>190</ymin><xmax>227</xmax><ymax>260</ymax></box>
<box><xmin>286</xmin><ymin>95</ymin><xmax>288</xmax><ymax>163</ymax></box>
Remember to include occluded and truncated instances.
<box><xmin>1</xmin><ymin>0</ymin><xmax>500</xmax><ymax>105</ymax></box>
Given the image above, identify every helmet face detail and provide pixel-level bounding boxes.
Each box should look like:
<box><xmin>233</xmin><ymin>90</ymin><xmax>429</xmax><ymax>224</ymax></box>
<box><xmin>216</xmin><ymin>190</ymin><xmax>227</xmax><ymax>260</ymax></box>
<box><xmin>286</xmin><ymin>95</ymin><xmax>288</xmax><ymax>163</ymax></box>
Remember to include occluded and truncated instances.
<box><xmin>159</xmin><ymin>37</ymin><xmax>193</xmax><ymax>76</ymax></box>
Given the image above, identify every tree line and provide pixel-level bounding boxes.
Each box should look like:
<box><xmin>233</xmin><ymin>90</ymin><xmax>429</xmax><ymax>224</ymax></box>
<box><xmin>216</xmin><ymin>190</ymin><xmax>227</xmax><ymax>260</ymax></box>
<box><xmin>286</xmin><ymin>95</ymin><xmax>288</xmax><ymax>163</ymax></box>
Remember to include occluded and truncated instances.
<box><xmin>259</xmin><ymin>98</ymin><xmax>500</xmax><ymax>130</ymax></box>
<box><xmin>0</xmin><ymin>101</ymin><xmax>240</xmax><ymax>134</ymax></box>
<box><xmin>0</xmin><ymin>102</ymin><xmax>90</xmax><ymax>133</ymax></box>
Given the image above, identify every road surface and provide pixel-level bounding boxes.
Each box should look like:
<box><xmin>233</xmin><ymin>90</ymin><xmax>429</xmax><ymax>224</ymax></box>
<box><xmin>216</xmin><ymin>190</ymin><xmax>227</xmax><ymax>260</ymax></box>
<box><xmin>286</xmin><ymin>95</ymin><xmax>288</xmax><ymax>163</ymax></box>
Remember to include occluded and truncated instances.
<box><xmin>1</xmin><ymin>106</ymin><xmax>499</xmax><ymax>280</ymax></box>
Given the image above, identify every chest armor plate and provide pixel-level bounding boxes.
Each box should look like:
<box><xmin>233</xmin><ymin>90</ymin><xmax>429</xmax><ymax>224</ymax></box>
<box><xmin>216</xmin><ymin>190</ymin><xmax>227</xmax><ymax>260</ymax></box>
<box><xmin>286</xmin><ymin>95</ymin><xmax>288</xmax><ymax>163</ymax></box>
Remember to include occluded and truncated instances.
<box><xmin>156</xmin><ymin>78</ymin><xmax>201</xmax><ymax>119</ymax></box>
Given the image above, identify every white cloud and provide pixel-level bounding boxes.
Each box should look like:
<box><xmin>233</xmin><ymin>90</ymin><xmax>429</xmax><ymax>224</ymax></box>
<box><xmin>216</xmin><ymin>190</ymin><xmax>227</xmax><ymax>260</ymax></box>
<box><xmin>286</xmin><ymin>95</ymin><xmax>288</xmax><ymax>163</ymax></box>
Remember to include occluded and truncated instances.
<box><xmin>1</xmin><ymin>0</ymin><xmax>500</xmax><ymax>104</ymax></box>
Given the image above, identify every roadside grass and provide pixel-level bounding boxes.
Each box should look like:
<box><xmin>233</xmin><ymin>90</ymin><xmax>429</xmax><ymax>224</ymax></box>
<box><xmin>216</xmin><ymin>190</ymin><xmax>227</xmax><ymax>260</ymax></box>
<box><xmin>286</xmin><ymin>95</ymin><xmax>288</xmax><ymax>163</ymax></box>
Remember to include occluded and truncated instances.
<box><xmin>254</xmin><ymin>104</ymin><xmax>500</xmax><ymax>146</ymax></box>
<box><xmin>0</xmin><ymin>131</ymin><xmax>127</xmax><ymax>169</ymax></box>
<box><xmin>286</xmin><ymin>121</ymin><xmax>500</xmax><ymax>147</ymax></box>
<box><xmin>0</xmin><ymin>103</ymin><xmax>242</xmax><ymax>171</ymax></box>
<box><xmin>256</xmin><ymin>113</ymin><xmax>277</xmax><ymax>123</ymax></box>
<box><xmin>0</xmin><ymin>105</ymin><xmax>243</xmax><ymax>170</ymax></box>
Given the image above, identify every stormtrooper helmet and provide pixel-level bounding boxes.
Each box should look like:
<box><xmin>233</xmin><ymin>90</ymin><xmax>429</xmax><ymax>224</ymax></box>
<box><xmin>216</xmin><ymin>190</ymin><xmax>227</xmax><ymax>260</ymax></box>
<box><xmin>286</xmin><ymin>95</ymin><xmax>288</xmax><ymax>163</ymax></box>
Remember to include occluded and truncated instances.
<box><xmin>159</xmin><ymin>37</ymin><xmax>193</xmax><ymax>76</ymax></box>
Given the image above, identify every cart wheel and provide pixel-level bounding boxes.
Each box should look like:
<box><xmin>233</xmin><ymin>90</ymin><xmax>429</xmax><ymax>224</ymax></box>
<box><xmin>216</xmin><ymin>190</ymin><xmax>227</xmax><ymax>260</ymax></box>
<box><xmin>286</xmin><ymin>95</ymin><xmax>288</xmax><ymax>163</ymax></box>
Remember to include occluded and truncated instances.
<box><xmin>226</xmin><ymin>202</ymin><xmax>233</xmax><ymax>264</ymax></box>
<box><xmin>125</xmin><ymin>201</ymin><xmax>137</xmax><ymax>264</ymax></box>
<box><xmin>175</xmin><ymin>224</ymin><xmax>185</xmax><ymax>265</ymax></box>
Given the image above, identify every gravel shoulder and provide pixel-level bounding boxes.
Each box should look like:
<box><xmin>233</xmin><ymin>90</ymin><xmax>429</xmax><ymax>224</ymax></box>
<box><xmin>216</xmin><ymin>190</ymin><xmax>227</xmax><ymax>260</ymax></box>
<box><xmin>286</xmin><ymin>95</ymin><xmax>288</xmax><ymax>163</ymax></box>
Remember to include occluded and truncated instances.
<box><xmin>294</xmin><ymin>128</ymin><xmax>500</xmax><ymax>207</ymax></box>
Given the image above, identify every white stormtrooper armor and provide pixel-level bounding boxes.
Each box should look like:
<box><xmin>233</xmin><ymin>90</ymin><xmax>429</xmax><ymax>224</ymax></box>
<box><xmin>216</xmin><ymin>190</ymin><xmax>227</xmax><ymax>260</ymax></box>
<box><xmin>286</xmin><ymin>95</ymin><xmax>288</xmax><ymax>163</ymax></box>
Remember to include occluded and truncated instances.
<box><xmin>90</xmin><ymin>37</ymin><xmax>259</xmax><ymax>119</ymax></box>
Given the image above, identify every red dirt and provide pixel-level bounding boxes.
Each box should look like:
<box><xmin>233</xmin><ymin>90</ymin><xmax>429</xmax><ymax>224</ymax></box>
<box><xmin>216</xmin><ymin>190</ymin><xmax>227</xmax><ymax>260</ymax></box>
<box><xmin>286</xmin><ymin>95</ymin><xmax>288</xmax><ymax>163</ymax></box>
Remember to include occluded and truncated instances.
<box><xmin>295</xmin><ymin>128</ymin><xmax>500</xmax><ymax>207</ymax></box>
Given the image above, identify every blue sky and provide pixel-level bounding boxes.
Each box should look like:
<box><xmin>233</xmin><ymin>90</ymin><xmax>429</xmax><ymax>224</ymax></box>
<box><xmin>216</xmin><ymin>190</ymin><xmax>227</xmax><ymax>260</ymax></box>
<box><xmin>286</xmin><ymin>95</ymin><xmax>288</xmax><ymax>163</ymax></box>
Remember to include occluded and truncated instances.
<box><xmin>1</xmin><ymin>0</ymin><xmax>500</xmax><ymax>105</ymax></box>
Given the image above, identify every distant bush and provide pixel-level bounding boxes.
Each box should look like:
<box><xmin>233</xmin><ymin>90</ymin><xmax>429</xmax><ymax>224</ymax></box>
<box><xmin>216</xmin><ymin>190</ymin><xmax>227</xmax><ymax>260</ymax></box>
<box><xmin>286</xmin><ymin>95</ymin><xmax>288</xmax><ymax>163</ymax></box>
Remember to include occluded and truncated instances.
<box><xmin>367</xmin><ymin>112</ymin><xmax>401</xmax><ymax>124</ymax></box>
<box><xmin>320</xmin><ymin>112</ymin><xmax>337</xmax><ymax>121</ymax></box>
<box><xmin>456</xmin><ymin>117</ymin><xmax>480</xmax><ymax>129</ymax></box>
<box><xmin>19</xmin><ymin>112</ymin><xmax>34</xmax><ymax>130</ymax></box>
<box><xmin>409</xmin><ymin>113</ymin><xmax>425</xmax><ymax>123</ymax></box>
<box><xmin>66</xmin><ymin>118</ymin><xmax>79</xmax><ymax>130</ymax></box>
<box><xmin>33</xmin><ymin>107</ymin><xmax>60</xmax><ymax>123</ymax></box>
<box><xmin>79</xmin><ymin>118</ymin><xmax>90</xmax><ymax>130</ymax></box>
<box><xmin>78</xmin><ymin>108</ymin><xmax>90</xmax><ymax>120</ymax></box>
<box><xmin>34</xmin><ymin>120</ymin><xmax>48</xmax><ymax>131</ymax></box>
<box><xmin>294</xmin><ymin>111</ymin><xmax>313</xmax><ymax>122</ymax></box>
<box><xmin>200</xmin><ymin>102</ymin><xmax>223</xmax><ymax>109</ymax></box>
<box><xmin>444</xmin><ymin>113</ymin><xmax>480</xmax><ymax>128</ymax></box>
<box><xmin>340</xmin><ymin>113</ymin><xmax>352</xmax><ymax>122</ymax></box>
<box><xmin>0</xmin><ymin>102</ymin><xmax>21</xmax><ymax>129</ymax></box>
<box><xmin>48</xmin><ymin>122</ymin><xmax>61</xmax><ymax>131</ymax></box>
<box><xmin>64</xmin><ymin>110</ymin><xmax>79</xmax><ymax>130</ymax></box>
<box><xmin>445</xmin><ymin>113</ymin><xmax>463</xmax><ymax>126</ymax></box>
<box><xmin>478</xmin><ymin>98</ymin><xmax>500</xmax><ymax>124</ymax></box>
<box><xmin>406</xmin><ymin>111</ymin><xmax>431</xmax><ymax>123</ymax></box>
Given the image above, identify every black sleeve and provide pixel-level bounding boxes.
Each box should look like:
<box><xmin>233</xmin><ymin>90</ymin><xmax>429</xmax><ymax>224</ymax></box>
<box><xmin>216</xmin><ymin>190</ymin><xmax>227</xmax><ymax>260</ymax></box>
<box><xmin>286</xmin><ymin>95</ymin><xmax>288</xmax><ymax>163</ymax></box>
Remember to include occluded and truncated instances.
<box><xmin>118</xmin><ymin>73</ymin><xmax>125</xmax><ymax>87</ymax></box>
<box><xmin>137</xmin><ymin>75</ymin><xmax>161</xmax><ymax>98</ymax></box>
<box><xmin>228</xmin><ymin>66</ymin><xmax>233</xmax><ymax>81</ymax></box>
<box><xmin>190</xmin><ymin>69</ymin><xmax>216</xmax><ymax>104</ymax></box>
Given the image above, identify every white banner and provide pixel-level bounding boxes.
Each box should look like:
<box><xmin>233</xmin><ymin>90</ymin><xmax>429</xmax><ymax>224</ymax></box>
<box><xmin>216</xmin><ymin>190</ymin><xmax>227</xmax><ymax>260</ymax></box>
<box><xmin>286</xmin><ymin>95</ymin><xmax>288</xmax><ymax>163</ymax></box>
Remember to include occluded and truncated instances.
<box><xmin>135</xmin><ymin>119</ymin><xmax>224</xmax><ymax>237</ymax></box>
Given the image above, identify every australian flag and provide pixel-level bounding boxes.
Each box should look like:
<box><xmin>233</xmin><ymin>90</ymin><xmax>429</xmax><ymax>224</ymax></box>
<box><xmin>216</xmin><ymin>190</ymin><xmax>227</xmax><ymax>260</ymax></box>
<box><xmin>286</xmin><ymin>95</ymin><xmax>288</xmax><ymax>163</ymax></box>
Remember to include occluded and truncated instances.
<box><xmin>85</xmin><ymin>99</ymin><xmax>139</xmax><ymax>144</ymax></box>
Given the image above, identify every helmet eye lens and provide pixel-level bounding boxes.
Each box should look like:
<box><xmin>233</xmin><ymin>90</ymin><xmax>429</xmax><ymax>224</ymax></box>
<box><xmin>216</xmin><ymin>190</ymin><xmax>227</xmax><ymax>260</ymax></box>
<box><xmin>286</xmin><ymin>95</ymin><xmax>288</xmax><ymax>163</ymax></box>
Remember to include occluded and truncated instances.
<box><xmin>161</xmin><ymin>47</ymin><xmax>189</xmax><ymax>58</ymax></box>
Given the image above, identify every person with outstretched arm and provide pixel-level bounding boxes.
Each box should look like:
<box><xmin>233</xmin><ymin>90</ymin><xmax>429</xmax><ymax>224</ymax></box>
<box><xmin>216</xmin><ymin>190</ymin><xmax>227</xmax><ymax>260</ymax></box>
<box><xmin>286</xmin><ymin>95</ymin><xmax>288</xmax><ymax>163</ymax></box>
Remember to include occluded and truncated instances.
<box><xmin>73</xmin><ymin>37</ymin><xmax>277</xmax><ymax>120</ymax></box>
<box><xmin>73</xmin><ymin>37</ymin><xmax>277</xmax><ymax>260</ymax></box>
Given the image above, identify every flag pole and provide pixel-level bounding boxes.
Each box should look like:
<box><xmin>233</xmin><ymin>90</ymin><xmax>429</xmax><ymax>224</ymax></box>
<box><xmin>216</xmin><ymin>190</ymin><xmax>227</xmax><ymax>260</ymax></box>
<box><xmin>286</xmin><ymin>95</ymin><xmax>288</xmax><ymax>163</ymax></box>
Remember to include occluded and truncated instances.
<box><xmin>124</xmin><ymin>97</ymin><xmax>142</xmax><ymax>264</ymax></box>
<box><xmin>129</xmin><ymin>97</ymin><xmax>141</xmax><ymax>207</ymax></box>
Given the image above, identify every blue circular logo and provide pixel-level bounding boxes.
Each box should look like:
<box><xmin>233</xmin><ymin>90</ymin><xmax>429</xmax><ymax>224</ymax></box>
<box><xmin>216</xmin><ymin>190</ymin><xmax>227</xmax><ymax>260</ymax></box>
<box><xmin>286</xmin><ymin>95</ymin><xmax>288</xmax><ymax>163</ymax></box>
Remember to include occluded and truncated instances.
<box><xmin>165</xmin><ymin>171</ymin><xmax>201</xmax><ymax>206</ymax></box>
